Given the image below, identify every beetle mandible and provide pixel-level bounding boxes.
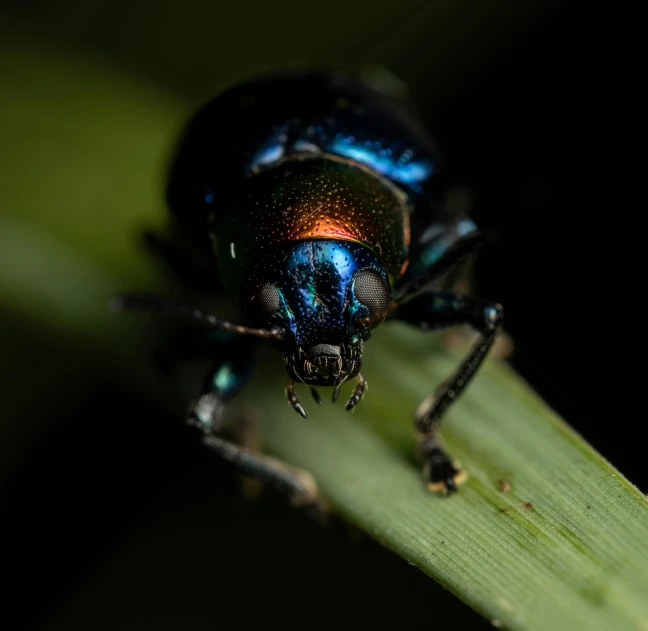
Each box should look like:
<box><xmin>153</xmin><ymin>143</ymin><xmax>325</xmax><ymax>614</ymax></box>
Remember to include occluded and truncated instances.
<box><xmin>114</xmin><ymin>72</ymin><xmax>503</xmax><ymax>511</ymax></box>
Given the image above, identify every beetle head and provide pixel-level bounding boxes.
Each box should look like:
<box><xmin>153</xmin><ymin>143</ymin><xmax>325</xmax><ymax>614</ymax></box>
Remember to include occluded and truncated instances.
<box><xmin>244</xmin><ymin>240</ymin><xmax>390</xmax><ymax>388</ymax></box>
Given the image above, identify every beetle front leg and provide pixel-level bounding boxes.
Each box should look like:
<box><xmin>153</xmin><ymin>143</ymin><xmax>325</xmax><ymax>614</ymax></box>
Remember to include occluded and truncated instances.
<box><xmin>190</xmin><ymin>346</ymin><xmax>328</xmax><ymax>517</ymax></box>
<box><xmin>201</xmin><ymin>432</ymin><xmax>324</xmax><ymax>512</ymax></box>
<box><xmin>193</xmin><ymin>395</ymin><xmax>327</xmax><ymax>518</ymax></box>
<box><xmin>394</xmin><ymin>290</ymin><xmax>504</xmax><ymax>494</ymax></box>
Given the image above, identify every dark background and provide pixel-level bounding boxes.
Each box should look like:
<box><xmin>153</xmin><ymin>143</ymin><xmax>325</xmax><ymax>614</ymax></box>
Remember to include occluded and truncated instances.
<box><xmin>1</xmin><ymin>1</ymin><xmax>644</xmax><ymax>629</ymax></box>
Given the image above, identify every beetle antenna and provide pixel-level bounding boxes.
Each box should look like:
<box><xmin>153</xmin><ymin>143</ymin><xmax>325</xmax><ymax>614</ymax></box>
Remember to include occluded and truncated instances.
<box><xmin>110</xmin><ymin>292</ymin><xmax>284</xmax><ymax>341</ymax></box>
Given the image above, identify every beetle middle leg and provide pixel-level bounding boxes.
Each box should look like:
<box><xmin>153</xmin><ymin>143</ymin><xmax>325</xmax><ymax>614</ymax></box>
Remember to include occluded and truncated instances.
<box><xmin>393</xmin><ymin>290</ymin><xmax>503</xmax><ymax>493</ymax></box>
<box><xmin>189</xmin><ymin>338</ymin><xmax>328</xmax><ymax>516</ymax></box>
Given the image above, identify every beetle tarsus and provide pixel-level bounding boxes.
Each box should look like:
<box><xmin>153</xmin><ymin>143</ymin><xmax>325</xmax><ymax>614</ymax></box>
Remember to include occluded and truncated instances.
<box><xmin>287</xmin><ymin>382</ymin><xmax>308</xmax><ymax>418</ymax></box>
<box><xmin>419</xmin><ymin>437</ymin><xmax>467</xmax><ymax>494</ymax></box>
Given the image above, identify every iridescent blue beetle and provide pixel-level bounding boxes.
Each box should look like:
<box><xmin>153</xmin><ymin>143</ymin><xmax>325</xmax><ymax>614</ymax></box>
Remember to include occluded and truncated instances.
<box><xmin>114</xmin><ymin>72</ymin><xmax>503</xmax><ymax>510</ymax></box>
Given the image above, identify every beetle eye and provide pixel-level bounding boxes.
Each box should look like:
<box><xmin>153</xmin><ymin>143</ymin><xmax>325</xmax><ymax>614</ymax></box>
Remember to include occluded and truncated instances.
<box><xmin>353</xmin><ymin>269</ymin><xmax>389</xmax><ymax>313</ymax></box>
<box><xmin>248</xmin><ymin>282</ymin><xmax>281</xmax><ymax>322</ymax></box>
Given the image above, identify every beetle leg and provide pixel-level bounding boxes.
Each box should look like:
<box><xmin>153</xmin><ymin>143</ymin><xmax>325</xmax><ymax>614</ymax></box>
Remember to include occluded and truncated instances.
<box><xmin>345</xmin><ymin>373</ymin><xmax>367</xmax><ymax>412</ymax></box>
<box><xmin>187</xmin><ymin>337</ymin><xmax>257</xmax><ymax>433</ymax></box>
<box><xmin>195</xmin><ymin>407</ymin><xmax>327</xmax><ymax>519</ymax></box>
<box><xmin>286</xmin><ymin>382</ymin><xmax>308</xmax><ymax>418</ymax></box>
<box><xmin>189</xmin><ymin>350</ymin><xmax>326</xmax><ymax>517</ymax></box>
<box><xmin>393</xmin><ymin>223</ymin><xmax>480</xmax><ymax>304</ymax></box>
<box><xmin>393</xmin><ymin>290</ymin><xmax>504</xmax><ymax>494</ymax></box>
<box><xmin>201</xmin><ymin>432</ymin><xmax>327</xmax><ymax>516</ymax></box>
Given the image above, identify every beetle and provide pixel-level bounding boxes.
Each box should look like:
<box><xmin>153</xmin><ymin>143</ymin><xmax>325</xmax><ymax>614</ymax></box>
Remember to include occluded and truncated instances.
<box><xmin>113</xmin><ymin>72</ymin><xmax>503</xmax><ymax>512</ymax></box>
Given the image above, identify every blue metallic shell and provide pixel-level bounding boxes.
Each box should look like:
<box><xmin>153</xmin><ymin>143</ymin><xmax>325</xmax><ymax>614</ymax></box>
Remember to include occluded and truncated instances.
<box><xmin>167</xmin><ymin>73</ymin><xmax>445</xmax><ymax>247</ymax></box>
<box><xmin>167</xmin><ymin>72</ymin><xmax>479</xmax><ymax>297</ymax></box>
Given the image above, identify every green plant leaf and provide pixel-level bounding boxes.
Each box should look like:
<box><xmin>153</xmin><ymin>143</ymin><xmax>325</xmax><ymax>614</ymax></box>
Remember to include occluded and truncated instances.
<box><xmin>247</xmin><ymin>333</ymin><xmax>648</xmax><ymax>631</ymax></box>
<box><xmin>2</xmin><ymin>40</ymin><xmax>647</xmax><ymax>631</ymax></box>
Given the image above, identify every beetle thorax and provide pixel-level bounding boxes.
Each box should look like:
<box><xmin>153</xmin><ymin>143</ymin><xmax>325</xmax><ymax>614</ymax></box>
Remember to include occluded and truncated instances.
<box><xmin>214</xmin><ymin>155</ymin><xmax>411</xmax><ymax>292</ymax></box>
